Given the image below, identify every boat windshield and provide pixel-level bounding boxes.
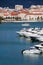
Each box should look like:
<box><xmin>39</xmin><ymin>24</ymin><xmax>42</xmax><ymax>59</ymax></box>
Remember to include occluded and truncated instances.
<box><xmin>26</xmin><ymin>30</ymin><xmax>29</xmax><ymax>32</ymax></box>
<box><xmin>41</xmin><ymin>44</ymin><xmax>43</xmax><ymax>46</ymax></box>
<box><xmin>35</xmin><ymin>46</ymin><xmax>39</xmax><ymax>50</ymax></box>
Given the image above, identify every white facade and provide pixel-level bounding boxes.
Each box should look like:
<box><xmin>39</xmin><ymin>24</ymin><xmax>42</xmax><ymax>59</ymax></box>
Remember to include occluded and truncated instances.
<box><xmin>18</xmin><ymin>13</ymin><xmax>26</xmax><ymax>20</ymax></box>
<box><xmin>0</xmin><ymin>13</ymin><xmax>4</xmax><ymax>17</ymax></box>
<box><xmin>30</xmin><ymin>5</ymin><xmax>43</xmax><ymax>9</ymax></box>
<box><xmin>25</xmin><ymin>14</ymin><xmax>43</xmax><ymax>21</ymax></box>
<box><xmin>15</xmin><ymin>5</ymin><xmax>23</xmax><ymax>11</ymax></box>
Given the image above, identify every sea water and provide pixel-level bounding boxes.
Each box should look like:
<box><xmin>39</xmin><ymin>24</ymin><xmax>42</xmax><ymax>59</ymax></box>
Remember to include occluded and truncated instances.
<box><xmin>0</xmin><ymin>22</ymin><xmax>43</xmax><ymax>65</ymax></box>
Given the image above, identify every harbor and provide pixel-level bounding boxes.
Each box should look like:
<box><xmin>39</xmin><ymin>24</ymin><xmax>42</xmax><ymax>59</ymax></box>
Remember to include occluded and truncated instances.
<box><xmin>0</xmin><ymin>0</ymin><xmax>43</xmax><ymax>65</ymax></box>
<box><xmin>0</xmin><ymin>22</ymin><xmax>43</xmax><ymax>65</ymax></box>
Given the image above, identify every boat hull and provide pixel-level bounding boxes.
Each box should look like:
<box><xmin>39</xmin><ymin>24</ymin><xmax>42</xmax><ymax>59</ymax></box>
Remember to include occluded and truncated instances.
<box><xmin>22</xmin><ymin>49</ymin><xmax>41</xmax><ymax>55</ymax></box>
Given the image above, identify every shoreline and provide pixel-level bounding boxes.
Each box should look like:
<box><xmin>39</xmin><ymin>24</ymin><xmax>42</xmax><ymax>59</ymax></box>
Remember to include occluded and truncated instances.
<box><xmin>1</xmin><ymin>20</ymin><xmax>43</xmax><ymax>23</ymax></box>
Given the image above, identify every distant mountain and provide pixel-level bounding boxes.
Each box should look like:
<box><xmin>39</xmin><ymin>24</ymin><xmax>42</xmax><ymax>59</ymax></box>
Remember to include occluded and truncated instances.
<box><xmin>0</xmin><ymin>0</ymin><xmax>43</xmax><ymax>8</ymax></box>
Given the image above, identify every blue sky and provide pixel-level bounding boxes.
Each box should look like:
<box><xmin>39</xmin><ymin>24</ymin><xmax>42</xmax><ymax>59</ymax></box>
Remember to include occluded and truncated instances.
<box><xmin>0</xmin><ymin>0</ymin><xmax>43</xmax><ymax>8</ymax></box>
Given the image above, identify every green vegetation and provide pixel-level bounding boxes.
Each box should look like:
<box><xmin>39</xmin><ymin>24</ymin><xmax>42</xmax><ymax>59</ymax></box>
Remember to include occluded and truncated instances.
<box><xmin>0</xmin><ymin>16</ymin><xmax>4</xmax><ymax>23</ymax></box>
<box><xmin>15</xmin><ymin>17</ymin><xmax>21</xmax><ymax>21</ymax></box>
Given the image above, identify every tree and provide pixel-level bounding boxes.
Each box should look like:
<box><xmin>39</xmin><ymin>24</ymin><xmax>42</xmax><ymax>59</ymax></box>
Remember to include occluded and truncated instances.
<box><xmin>15</xmin><ymin>17</ymin><xmax>21</xmax><ymax>21</ymax></box>
<box><xmin>37</xmin><ymin>16</ymin><xmax>39</xmax><ymax>20</ymax></box>
<box><xmin>0</xmin><ymin>16</ymin><xmax>4</xmax><ymax>23</ymax></box>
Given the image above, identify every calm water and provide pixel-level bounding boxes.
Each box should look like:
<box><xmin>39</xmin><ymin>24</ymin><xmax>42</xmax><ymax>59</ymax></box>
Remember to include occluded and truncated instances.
<box><xmin>0</xmin><ymin>22</ymin><xmax>43</xmax><ymax>65</ymax></box>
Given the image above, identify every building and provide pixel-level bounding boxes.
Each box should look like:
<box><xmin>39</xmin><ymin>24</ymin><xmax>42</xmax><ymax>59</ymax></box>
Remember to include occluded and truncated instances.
<box><xmin>0</xmin><ymin>5</ymin><xmax>43</xmax><ymax>22</ymax></box>
<box><xmin>15</xmin><ymin>5</ymin><xmax>23</xmax><ymax>11</ymax></box>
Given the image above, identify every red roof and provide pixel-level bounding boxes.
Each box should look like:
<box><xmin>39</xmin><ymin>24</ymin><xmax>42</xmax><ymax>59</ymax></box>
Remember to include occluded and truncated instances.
<box><xmin>19</xmin><ymin>9</ymin><xmax>29</xmax><ymax>14</ymax></box>
<box><xmin>19</xmin><ymin>9</ymin><xmax>43</xmax><ymax>15</ymax></box>
<box><xmin>11</xmin><ymin>11</ymin><xmax>19</xmax><ymax>16</ymax></box>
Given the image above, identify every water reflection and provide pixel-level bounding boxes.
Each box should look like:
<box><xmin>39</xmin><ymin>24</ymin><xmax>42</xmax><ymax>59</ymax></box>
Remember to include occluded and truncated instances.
<box><xmin>23</xmin><ymin>54</ymin><xmax>39</xmax><ymax>60</ymax></box>
<box><xmin>26</xmin><ymin>38</ymin><xmax>32</xmax><ymax>42</ymax></box>
<box><xmin>22</xmin><ymin>54</ymin><xmax>40</xmax><ymax>65</ymax></box>
<box><xmin>17</xmin><ymin>36</ymin><xmax>25</xmax><ymax>43</ymax></box>
<box><xmin>17</xmin><ymin>34</ymin><xmax>40</xmax><ymax>43</ymax></box>
<box><xmin>17</xmin><ymin>36</ymin><xmax>31</xmax><ymax>42</ymax></box>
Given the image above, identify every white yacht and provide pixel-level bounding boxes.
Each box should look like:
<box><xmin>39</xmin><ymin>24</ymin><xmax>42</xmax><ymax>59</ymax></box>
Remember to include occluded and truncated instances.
<box><xmin>21</xmin><ymin>27</ymin><xmax>40</xmax><ymax>38</ymax></box>
<box><xmin>22</xmin><ymin>46</ymin><xmax>41</xmax><ymax>55</ymax></box>
<box><xmin>16</xmin><ymin>28</ymin><xmax>26</xmax><ymax>36</ymax></box>
<box><xmin>37</xmin><ymin>28</ymin><xmax>43</xmax><ymax>35</ymax></box>
<box><xmin>22</xmin><ymin>23</ymin><xmax>30</xmax><ymax>26</ymax></box>
<box><xmin>36</xmin><ymin>36</ymin><xmax>43</xmax><ymax>42</ymax></box>
<box><xmin>34</xmin><ymin>28</ymin><xmax>43</xmax><ymax>42</ymax></box>
<box><xmin>23</xmin><ymin>28</ymin><xmax>41</xmax><ymax>38</ymax></box>
<box><xmin>16</xmin><ymin>27</ymin><xmax>43</xmax><ymax>42</ymax></box>
<box><xmin>23</xmin><ymin>31</ymin><xmax>38</xmax><ymax>38</ymax></box>
<box><xmin>34</xmin><ymin>43</ymin><xmax>43</xmax><ymax>52</ymax></box>
<box><xmin>26</xmin><ymin>28</ymin><xmax>43</xmax><ymax>42</ymax></box>
<box><xmin>16</xmin><ymin>28</ymin><xmax>33</xmax><ymax>37</ymax></box>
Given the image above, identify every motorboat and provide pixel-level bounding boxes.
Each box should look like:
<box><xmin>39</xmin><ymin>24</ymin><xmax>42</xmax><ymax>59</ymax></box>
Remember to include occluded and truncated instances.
<box><xmin>29</xmin><ymin>33</ymin><xmax>43</xmax><ymax>42</ymax></box>
<box><xmin>34</xmin><ymin>29</ymin><xmax>43</xmax><ymax>42</ymax></box>
<box><xmin>37</xmin><ymin>28</ymin><xmax>43</xmax><ymax>35</ymax></box>
<box><xmin>16</xmin><ymin>28</ymin><xmax>26</xmax><ymax>36</ymax></box>
<box><xmin>16</xmin><ymin>27</ymin><xmax>43</xmax><ymax>42</ymax></box>
<box><xmin>34</xmin><ymin>43</ymin><xmax>43</xmax><ymax>52</ymax></box>
<box><xmin>23</xmin><ymin>31</ymin><xmax>38</xmax><ymax>38</ymax></box>
<box><xmin>26</xmin><ymin>29</ymin><xmax>43</xmax><ymax>42</ymax></box>
<box><xmin>36</xmin><ymin>36</ymin><xmax>43</xmax><ymax>42</ymax></box>
<box><xmin>17</xmin><ymin>28</ymin><xmax>38</xmax><ymax>38</ymax></box>
<box><xmin>23</xmin><ymin>29</ymin><xmax>41</xmax><ymax>39</ymax></box>
<box><xmin>22</xmin><ymin>23</ymin><xmax>30</xmax><ymax>26</ymax></box>
<box><xmin>21</xmin><ymin>27</ymin><xmax>41</xmax><ymax>38</ymax></box>
<box><xmin>34</xmin><ymin>43</ymin><xmax>43</xmax><ymax>48</ymax></box>
<box><xmin>16</xmin><ymin>28</ymin><xmax>34</xmax><ymax>37</ymax></box>
<box><xmin>21</xmin><ymin>43</ymin><xmax>43</xmax><ymax>55</ymax></box>
<box><xmin>22</xmin><ymin>46</ymin><xmax>41</xmax><ymax>55</ymax></box>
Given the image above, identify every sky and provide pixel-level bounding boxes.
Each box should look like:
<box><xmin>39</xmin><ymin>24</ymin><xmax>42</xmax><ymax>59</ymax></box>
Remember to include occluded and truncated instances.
<box><xmin>0</xmin><ymin>0</ymin><xmax>43</xmax><ymax>8</ymax></box>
